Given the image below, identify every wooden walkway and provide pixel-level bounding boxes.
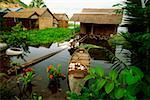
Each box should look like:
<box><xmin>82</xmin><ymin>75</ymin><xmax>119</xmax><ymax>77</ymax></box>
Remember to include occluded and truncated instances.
<box><xmin>8</xmin><ymin>48</ymin><xmax>67</xmax><ymax>74</ymax></box>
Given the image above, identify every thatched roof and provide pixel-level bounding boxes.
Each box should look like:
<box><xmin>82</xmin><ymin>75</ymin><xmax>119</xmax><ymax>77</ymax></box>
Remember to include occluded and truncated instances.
<box><xmin>21</xmin><ymin>8</ymin><xmax>58</xmax><ymax>20</ymax></box>
<box><xmin>82</xmin><ymin>8</ymin><xmax>119</xmax><ymax>14</ymax></box>
<box><xmin>4</xmin><ymin>11</ymin><xmax>39</xmax><ymax>19</ymax></box>
<box><xmin>21</xmin><ymin>8</ymin><xmax>47</xmax><ymax>16</ymax></box>
<box><xmin>4</xmin><ymin>8</ymin><xmax>58</xmax><ymax>20</ymax></box>
<box><xmin>53</xmin><ymin>13</ymin><xmax>69</xmax><ymax>20</ymax></box>
<box><xmin>71</xmin><ymin>8</ymin><xmax>123</xmax><ymax>24</ymax></box>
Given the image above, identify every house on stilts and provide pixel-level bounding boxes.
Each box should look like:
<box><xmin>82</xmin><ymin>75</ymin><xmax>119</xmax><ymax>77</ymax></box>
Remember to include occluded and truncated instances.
<box><xmin>71</xmin><ymin>8</ymin><xmax>123</xmax><ymax>40</ymax></box>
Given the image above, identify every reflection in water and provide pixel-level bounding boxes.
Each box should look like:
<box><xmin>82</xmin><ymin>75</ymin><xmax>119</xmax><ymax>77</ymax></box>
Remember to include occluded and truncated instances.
<box><xmin>48</xmin><ymin>78</ymin><xmax>61</xmax><ymax>94</ymax></box>
<box><xmin>89</xmin><ymin>48</ymin><xmax>107</xmax><ymax>60</ymax></box>
<box><xmin>82</xmin><ymin>38</ymin><xmax>115</xmax><ymax>53</ymax></box>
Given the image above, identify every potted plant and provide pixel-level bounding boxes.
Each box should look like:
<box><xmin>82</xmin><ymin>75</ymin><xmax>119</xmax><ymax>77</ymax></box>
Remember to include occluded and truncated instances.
<box><xmin>47</xmin><ymin>64</ymin><xmax>66</xmax><ymax>94</ymax></box>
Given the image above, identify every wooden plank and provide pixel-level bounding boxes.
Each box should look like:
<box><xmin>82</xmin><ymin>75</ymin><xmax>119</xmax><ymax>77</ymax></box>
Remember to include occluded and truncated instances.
<box><xmin>21</xmin><ymin>48</ymin><xmax>67</xmax><ymax>67</ymax></box>
<box><xmin>7</xmin><ymin>48</ymin><xmax>67</xmax><ymax>74</ymax></box>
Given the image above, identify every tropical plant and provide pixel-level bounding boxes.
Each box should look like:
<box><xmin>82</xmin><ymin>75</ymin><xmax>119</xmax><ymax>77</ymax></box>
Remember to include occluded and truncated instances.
<box><xmin>113</xmin><ymin>0</ymin><xmax>150</xmax><ymax>33</ymax></box>
<box><xmin>47</xmin><ymin>64</ymin><xmax>66</xmax><ymax>93</ymax></box>
<box><xmin>19</xmin><ymin>68</ymin><xmax>35</xmax><ymax>85</ymax></box>
<box><xmin>29</xmin><ymin>0</ymin><xmax>46</xmax><ymax>8</ymax></box>
<box><xmin>113</xmin><ymin>0</ymin><xmax>150</xmax><ymax>98</ymax></box>
<box><xmin>47</xmin><ymin>64</ymin><xmax>66</xmax><ymax>80</ymax></box>
<box><xmin>67</xmin><ymin>66</ymin><xmax>144</xmax><ymax>100</ymax></box>
<box><xmin>17</xmin><ymin>68</ymin><xmax>35</xmax><ymax>98</ymax></box>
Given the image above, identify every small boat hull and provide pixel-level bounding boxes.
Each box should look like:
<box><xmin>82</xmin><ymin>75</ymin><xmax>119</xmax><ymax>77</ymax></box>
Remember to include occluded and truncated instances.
<box><xmin>6</xmin><ymin>48</ymin><xmax>23</xmax><ymax>56</ymax></box>
<box><xmin>68</xmin><ymin>48</ymin><xmax>91</xmax><ymax>94</ymax></box>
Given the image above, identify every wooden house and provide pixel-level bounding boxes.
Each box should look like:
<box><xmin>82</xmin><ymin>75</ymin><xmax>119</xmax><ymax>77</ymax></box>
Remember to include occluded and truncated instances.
<box><xmin>4</xmin><ymin>8</ymin><xmax>58</xmax><ymax>30</ymax></box>
<box><xmin>54</xmin><ymin>13</ymin><xmax>69</xmax><ymax>28</ymax></box>
<box><xmin>71</xmin><ymin>8</ymin><xmax>123</xmax><ymax>40</ymax></box>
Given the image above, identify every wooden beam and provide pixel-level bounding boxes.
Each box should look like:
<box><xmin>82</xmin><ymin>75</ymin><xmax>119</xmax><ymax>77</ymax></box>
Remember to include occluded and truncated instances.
<box><xmin>7</xmin><ymin>48</ymin><xmax>67</xmax><ymax>74</ymax></box>
<box><xmin>91</xmin><ymin>24</ymin><xmax>94</xmax><ymax>34</ymax></box>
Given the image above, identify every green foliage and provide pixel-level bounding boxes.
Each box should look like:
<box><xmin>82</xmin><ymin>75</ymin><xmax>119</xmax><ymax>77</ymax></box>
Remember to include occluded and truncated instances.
<box><xmin>114</xmin><ymin>0</ymin><xmax>150</xmax><ymax>33</ymax></box>
<box><xmin>67</xmin><ymin>66</ymin><xmax>144</xmax><ymax>99</ymax></box>
<box><xmin>121</xmin><ymin>32</ymin><xmax>150</xmax><ymax>71</ymax></box>
<box><xmin>74</xmin><ymin>26</ymin><xmax>80</xmax><ymax>33</ymax></box>
<box><xmin>1</xmin><ymin>31</ymin><xmax>29</xmax><ymax>52</ymax></box>
<box><xmin>0</xmin><ymin>28</ymin><xmax>74</xmax><ymax>46</ymax></box>
<box><xmin>29</xmin><ymin>0</ymin><xmax>46</xmax><ymax>8</ymax></box>
<box><xmin>114</xmin><ymin>0</ymin><xmax>150</xmax><ymax>99</ymax></box>
<box><xmin>11</xmin><ymin>23</ymin><xmax>23</xmax><ymax>32</ymax></box>
<box><xmin>47</xmin><ymin>64</ymin><xmax>66</xmax><ymax>80</ymax></box>
<box><xmin>108</xmin><ymin>34</ymin><xmax>128</xmax><ymax>46</ymax></box>
<box><xmin>16</xmin><ymin>0</ymin><xmax>28</xmax><ymax>8</ymax></box>
<box><xmin>19</xmin><ymin>68</ymin><xmax>35</xmax><ymax>85</ymax></box>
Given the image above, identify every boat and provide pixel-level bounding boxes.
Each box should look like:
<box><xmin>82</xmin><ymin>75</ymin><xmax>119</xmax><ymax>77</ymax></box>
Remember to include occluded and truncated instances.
<box><xmin>68</xmin><ymin>48</ymin><xmax>91</xmax><ymax>94</ymax></box>
<box><xmin>6</xmin><ymin>47</ymin><xmax>23</xmax><ymax>56</ymax></box>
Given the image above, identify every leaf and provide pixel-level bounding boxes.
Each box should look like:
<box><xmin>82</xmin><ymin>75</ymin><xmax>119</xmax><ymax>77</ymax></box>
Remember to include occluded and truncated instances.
<box><xmin>115</xmin><ymin>88</ymin><xmax>125</xmax><ymax>99</ymax></box>
<box><xmin>131</xmin><ymin>66</ymin><xmax>144</xmax><ymax>79</ymax></box>
<box><xmin>95</xmin><ymin>67</ymin><xmax>104</xmax><ymax>77</ymax></box>
<box><xmin>125</xmin><ymin>67</ymin><xmax>143</xmax><ymax>85</ymax></box>
<box><xmin>125</xmin><ymin>72</ymin><xmax>138</xmax><ymax>85</ymax></box>
<box><xmin>84</xmin><ymin>75</ymin><xmax>95</xmax><ymax>81</ymax></box>
<box><xmin>95</xmin><ymin>79</ymin><xmax>106</xmax><ymax>92</ymax></box>
<box><xmin>105</xmin><ymin>81</ymin><xmax>114</xmax><ymax>94</ymax></box>
<box><xmin>109</xmin><ymin>70</ymin><xmax>118</xmax><ymax>81</ymax></box>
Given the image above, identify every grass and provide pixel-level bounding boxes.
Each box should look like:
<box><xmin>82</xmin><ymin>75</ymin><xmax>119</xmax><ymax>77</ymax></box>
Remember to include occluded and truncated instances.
<box><xmin>0</xmin><ymin>28</ymin><xmax>75</xmax><ymax>46</ymax></box>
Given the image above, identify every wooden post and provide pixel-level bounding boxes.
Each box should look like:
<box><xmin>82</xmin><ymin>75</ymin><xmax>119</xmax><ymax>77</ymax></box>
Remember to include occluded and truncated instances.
<box><xmin>74</xmin><ymin>21</ymin><xmax>76</xmax><ymax>33</ymax></box>
<box><xmin>29</xmin><ymin>20</ymin><xmax>32</xmax><ymax>29</ymax></box>
<box><xmin>91</xmin><ymin>24</ymin><xmax>94</xmax><ymax>34</ymax></box>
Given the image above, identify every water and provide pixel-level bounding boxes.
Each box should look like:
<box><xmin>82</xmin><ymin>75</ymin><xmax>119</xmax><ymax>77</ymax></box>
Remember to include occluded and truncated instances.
<box><xmin>1</xmin><ymin>42</ymin><xmax>113</xmax><ymax>99</ymax></box>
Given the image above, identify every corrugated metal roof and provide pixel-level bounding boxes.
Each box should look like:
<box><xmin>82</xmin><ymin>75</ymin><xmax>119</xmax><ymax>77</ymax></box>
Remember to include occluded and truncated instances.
<box><xmin>0</xmin><ymin>8</ymin><xmax>10</xmax><ymax>13</ymax></box>
<box><xmin>8</xmin><ymin>7</ymin><xmax>23</xmax><ymax>12</ymax></box>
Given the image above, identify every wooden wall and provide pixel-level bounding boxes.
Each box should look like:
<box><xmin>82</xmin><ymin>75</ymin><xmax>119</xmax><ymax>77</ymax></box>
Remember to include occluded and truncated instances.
<box><xmin>80</xmin><ymin>23</ymin><xmax>118</xmax><ymax>36</ymax></box>
<box><xmin>39</xmin><ymin>10</ymin><xmax>53</xmax><ymax>29</ymax></box>
<box><xmin>58</xmin><ymin>20</ymin><xmax>68</xmax><ymax>28</ymax></box>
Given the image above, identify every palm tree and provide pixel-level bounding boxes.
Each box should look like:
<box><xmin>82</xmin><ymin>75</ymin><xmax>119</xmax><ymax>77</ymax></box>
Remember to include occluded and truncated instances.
<box><xmin>122</xmin><ymin>0</ymin><xmax>150</xmax><ymax>33</ymax></box>
<box><xmin>29</xmin><ymin>0</ymin><xmax>46</xmax><ymax>8</ymax></box>
<box><xmin>114</xmin><ymin>1</ymin><xmax>150</xmax><ymax>98</ymax></box>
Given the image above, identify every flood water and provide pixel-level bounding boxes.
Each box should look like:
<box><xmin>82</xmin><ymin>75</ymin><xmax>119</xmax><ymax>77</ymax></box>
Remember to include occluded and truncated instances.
<box><xmin>1</xmin><ymin>42</ymin><xmax>113</xmax><ymax>99</ymax></box>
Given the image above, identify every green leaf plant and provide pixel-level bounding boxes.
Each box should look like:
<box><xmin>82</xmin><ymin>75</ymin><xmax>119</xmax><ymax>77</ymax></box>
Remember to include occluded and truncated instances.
<box><xmin>67</xmin><ymin>66</ymin><xmax>143</xmax><ymax>100</ymax></box>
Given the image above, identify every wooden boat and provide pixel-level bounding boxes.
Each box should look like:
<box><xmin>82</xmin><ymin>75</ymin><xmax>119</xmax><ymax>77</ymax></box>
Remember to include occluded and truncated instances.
<box><xmin>68</xmin><ymin>48</ymin><xmax>91</xmax><ymax>94</ymax></box>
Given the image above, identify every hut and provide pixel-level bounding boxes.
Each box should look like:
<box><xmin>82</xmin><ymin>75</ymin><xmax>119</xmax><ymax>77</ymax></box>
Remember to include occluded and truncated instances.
<box><xmin>4</xmin><ymin>8</ymin><xmax>58</xmax><ymax>30</ymax></box>
<box><xmin>71</xmin><ymin>8</ymin><xmax>123</xmax><ymax>40</ymax></box>
<box><xmin>54</xmin><ymin>13</ymin><xmax>69</xmax><ymax>28</ymax></box>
